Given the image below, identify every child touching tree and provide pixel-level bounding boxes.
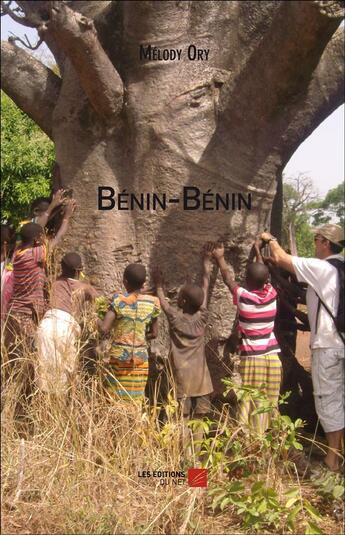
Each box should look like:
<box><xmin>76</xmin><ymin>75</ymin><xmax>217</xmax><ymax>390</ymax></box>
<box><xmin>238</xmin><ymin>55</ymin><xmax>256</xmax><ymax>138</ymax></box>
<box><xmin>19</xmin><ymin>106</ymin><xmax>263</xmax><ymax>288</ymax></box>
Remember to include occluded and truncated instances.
<box><xmin>36</xmin><ymin>252</ymin><xmax>97</xmax><ymax>394</ymax></box>
<box><xmin>6</xmin><ymin>199</ymin><xmax>77</xmax><ymax>351</ymax></box>
<box><xmin>153</xmin><ymin>248</ymin><xmax>214</xmax><ymax>457</ymax></box>
<box><xmin>98</xmin><ymin>264</ymin><xmax>161</xmax><ymax>401</ymax></box>
<box><xmin>211</xmin><ymin>241</ymin><xmax>281</xmax><ymax>435</ymax></box>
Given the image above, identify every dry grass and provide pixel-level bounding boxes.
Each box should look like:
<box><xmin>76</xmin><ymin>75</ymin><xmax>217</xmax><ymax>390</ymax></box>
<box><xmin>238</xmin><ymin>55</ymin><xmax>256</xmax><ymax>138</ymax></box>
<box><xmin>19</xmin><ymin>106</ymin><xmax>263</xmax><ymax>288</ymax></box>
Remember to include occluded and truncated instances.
<box><xmin>1</xmin><ymin>310</ymin><xmax>343</xmax><ymax>535</ymax></box>
<box><xmin>1</xmin><ymin>321</ymin><xmax>214</xmax><ymax>535</ymax></box>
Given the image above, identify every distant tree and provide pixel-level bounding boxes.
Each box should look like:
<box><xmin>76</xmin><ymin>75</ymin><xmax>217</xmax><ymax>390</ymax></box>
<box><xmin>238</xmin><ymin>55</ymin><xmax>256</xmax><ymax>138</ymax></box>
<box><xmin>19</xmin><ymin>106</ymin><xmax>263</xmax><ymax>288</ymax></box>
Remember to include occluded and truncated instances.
<box><xmin>1</xmin><ymin>91</ymin><xmax>54</xmax><ymax>227</ymax></box>
<box><xmin>282</xmin><ymin>174</ymin><xmax>318</xmax><ymax>257</ymax></box>
<box><xmin>310</xmin><ymin>182</ymin><xmax>344</xmax><ymax>226</ymax></box>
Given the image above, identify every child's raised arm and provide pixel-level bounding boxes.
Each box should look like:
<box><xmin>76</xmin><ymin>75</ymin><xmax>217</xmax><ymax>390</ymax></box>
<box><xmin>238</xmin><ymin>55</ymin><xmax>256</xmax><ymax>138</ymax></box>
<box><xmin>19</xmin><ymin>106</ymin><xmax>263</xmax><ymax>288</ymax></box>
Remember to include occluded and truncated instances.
<box><xmin>152</xmin><ymin>267</ymin><xmax>170</xmax><ymax>314</ymax></box>
<box><xmin>212</xmin><ymin>243</ymin><xmax>237</xmax><ymax>292</ymax></box>
<box><xmin>253</xmin><ymin>238</ymin><xmax>264</xmax><ymax>263</ymax></box>
<box><xmin>36</xmin><ymin>189</ymin><xmax>65</xmax><ymax>228</ymax></box>
<box><xmin>201</xmin><ymin>243</ymin><xmax>214</xmax><ymax>308</ymax></box>
<box><xmin>49</xmin><ymin>199</ymin><xmax>77</xmax><ymax>251</ymax></box>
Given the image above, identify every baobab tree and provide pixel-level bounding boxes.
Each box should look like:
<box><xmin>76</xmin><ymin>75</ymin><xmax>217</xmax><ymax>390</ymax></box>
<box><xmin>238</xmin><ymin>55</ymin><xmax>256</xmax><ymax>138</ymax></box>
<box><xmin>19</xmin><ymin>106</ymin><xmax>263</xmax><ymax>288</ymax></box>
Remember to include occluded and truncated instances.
<box><xmin>1</xmin><ymin>1</ymin><xmax>344</xmax><ymax>388</ymax></box>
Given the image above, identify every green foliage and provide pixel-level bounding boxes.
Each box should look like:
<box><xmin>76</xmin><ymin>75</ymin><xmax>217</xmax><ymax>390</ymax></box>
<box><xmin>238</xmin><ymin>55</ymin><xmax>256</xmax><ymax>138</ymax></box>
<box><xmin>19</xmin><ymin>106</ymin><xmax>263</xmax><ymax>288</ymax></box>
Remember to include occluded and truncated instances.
<box><xmin>205</xmin><ymin>381</ymin><xmax>323</xmax><ymax>533</ymax></box>
<box><xmin>311</xmin><ymin>469</ymin><xmax>345</xmax><ymax>502</ymax></box>
<box><xmin>210</xmin><ymin>480</ymin><xmax>282</xmax><ymax>531</ymax></box>
<box><xmin>294</xmin><ymin>220</ymin><xmax>315</xmax><ymax>258</ymax></box>
<box><xmin>95</xmin><ymin>296</ymin><xmax>109</xmax><ymax>319</ymax></box>
<box><xmin>282</xmin><ymin>175</ymin><xmax>317</xmax><ymax>258</ymax></box>
<box><xmin>311</xmin><ymin>183</ymin><xmax>345</xmax><ymax>226</ymax></box>
<box><xmin>223</xmin><ymin>380</ymin><xmax>305</xmax><ymax>456</ymax></box>
<box><xmin>188</xmin><ymin>417</ymin><xmax>231</xmax><ymax>469</ymax></box>
<box><xmin>282</xmin><ymin>175</ymin><xmax>344</xmax><ymax>258</ymax></box>
<box><xmin>210</xmin><ymin>480</ymin><xmax>323</xmax><ymax>533</ymax></box>
<box><xmin>1</xmin><ymin>91</ymin><xmax>54</xmax><ymax>227</ymax></box>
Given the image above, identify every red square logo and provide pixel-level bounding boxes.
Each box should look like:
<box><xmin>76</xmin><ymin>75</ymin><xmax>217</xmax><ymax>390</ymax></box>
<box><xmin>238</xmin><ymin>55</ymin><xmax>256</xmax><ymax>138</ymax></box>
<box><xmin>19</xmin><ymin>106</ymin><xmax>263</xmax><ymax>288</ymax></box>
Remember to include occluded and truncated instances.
<box><xmin>188</xmin><ymin>468</ymin><xmax>208</xmax><ymax>487</ymax></box>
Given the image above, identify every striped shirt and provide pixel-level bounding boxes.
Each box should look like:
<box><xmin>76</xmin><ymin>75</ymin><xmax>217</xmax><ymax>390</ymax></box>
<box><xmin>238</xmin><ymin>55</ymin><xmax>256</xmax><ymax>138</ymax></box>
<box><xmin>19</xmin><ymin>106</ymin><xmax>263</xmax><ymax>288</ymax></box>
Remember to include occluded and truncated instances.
<box><xmin>232</xmin><ymin>284</ymin><xmax>280</xmax><ymax>357</ymax></box>
<box><xmin>9</xmin><ymin>245</ymin><xmax>47</xmax><ymax>316</ymax></box>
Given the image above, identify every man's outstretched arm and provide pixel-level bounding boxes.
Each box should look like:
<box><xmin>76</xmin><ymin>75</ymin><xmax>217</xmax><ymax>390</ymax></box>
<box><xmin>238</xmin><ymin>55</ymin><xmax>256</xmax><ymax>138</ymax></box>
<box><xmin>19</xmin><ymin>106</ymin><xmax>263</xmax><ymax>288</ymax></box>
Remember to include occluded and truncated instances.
<box><xmin>260</xmin><ymin>232</ymin><xmax>296</xmax><ymax>275</ymax></box>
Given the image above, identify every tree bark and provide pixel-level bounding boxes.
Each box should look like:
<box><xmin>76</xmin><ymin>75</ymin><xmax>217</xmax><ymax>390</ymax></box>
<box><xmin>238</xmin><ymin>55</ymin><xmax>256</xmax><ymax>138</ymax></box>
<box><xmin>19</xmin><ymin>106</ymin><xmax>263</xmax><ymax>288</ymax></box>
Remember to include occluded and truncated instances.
<box><xmin>1</xmin><ymin>0</ymin><xmax>344</xmax><ymax>395</ymax></box>
<box><xmin>0</xmin><ymin>41</ymin><xmax>61</xmax><ymax>138</ymax></box>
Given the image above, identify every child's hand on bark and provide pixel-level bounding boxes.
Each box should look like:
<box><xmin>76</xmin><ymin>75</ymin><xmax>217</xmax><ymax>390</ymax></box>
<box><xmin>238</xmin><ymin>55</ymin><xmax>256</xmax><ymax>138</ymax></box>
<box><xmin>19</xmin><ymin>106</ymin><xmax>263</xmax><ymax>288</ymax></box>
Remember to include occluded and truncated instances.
<box><xmin>64</xmin><ymin>199</ymin><xmax>77</xmax><ymax>218</ymax></box>
<box><xmin>202</xmin><ymin>243</ymin><xmax>214</xmax><ymax>274</ymax></box>
<box><xmin>152</xmin><ymin>267</ymin><xmax>164</xmax><ymax>287</ymax></box>
<box><xmin>212</xmin><ymin>242</ymin><xmax>225</xmax><ymax>260</ymax></box>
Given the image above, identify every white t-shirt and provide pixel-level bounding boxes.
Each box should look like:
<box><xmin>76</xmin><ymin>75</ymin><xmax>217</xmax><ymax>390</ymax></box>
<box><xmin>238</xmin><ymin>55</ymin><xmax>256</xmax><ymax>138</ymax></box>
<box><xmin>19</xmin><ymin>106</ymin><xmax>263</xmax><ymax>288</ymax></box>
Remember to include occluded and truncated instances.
<box><xmin>292</xmin><ymin>254</ymin><xmax>344</xmax><ymax>349</ymax></box>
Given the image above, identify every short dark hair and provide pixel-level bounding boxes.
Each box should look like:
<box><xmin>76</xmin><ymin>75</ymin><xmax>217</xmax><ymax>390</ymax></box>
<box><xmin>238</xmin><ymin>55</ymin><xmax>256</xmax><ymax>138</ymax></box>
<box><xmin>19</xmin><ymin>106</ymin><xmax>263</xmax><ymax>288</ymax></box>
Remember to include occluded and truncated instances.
<box><xmin>180</xmin><ymin>283</ymin><xmax>204</xmax><ymax>313</ymax></box>
<box><xmin>1</xmin><ymin>224</ymin><xmax>11</xmax><ymax>244</ymax></box>
<box><xmin>20</xmin><ymin>222</ymin><xmax>44</xmax><ymax>244</ymax></box>
<box><xmin>124</xmin><ymin>263</ymin><xmax>146</xmax><ymax>290</ymax></box>
<box><xmin>329</xmin><ymin>241</ymin><xmax>343</xmax><ymax>254</ymax></box>
<box><xmin>1</xmin><ymin>224</ymin><xmax>16</xmax><ymax>255</ymax></box>
<box><xmin>61</xmin><ymin>252</ymin><xmax>83</xmax><ymax>276</ymax></box>
<box><xmin>246</xmin><ymin>262</ymin><xmax>269</xmax><ymax>289</ymax></box>
<box><xmin>31</xmin><ymin>197</ymin><xmax>50</xmax><ymax>213</ymax></box>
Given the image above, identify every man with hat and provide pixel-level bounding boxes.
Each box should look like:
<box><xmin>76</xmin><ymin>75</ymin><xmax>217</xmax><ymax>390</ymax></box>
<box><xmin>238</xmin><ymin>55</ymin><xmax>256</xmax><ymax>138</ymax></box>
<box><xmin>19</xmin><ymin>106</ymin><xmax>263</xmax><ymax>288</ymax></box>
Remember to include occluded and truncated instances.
<box><xmin>260</xmin><ymin>224</ymin><xmax>344</xmax><ymax>472</ymax></box>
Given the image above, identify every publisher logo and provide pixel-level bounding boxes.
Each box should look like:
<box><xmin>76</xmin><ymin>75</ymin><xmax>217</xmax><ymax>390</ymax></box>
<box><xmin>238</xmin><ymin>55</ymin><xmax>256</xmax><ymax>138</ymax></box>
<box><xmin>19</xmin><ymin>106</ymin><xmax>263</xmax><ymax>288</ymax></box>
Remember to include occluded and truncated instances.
<box><xmin>137</xmin><ymin>468</ymin><xmax>208</xmax><ymax>487</ymax></box>
<box><xmin>188</xmin><ymin>468</ymin><xmax>208</xmax><ymax>488</ymax></box>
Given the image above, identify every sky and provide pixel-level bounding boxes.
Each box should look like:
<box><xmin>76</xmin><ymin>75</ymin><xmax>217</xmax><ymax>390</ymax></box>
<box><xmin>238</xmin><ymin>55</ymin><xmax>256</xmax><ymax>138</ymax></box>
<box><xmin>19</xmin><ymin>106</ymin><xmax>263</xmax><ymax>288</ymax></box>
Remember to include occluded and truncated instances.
<box><xmin>1</xmin><ymin>13</ymin><xmax>344</xmax><ymax>198</ymax></box>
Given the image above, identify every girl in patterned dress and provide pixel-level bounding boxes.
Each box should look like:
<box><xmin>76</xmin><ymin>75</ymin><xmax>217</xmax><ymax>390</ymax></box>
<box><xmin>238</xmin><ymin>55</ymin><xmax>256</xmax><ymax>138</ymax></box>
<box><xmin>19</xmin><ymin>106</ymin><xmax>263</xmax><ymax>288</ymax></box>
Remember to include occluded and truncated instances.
<box><xmin>98</xmin><ymin>264</ymin><xmax>160</xmax><ymax>400</ymax></box>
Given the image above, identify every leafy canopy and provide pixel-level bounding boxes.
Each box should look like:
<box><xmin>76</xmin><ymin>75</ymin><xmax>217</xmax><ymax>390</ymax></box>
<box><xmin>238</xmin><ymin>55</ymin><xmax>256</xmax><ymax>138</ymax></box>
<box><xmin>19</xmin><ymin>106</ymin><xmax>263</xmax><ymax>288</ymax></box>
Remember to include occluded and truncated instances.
<box><xmin>310</xmin><ymin>183</ymin><xmax>344</xmax><ymax>226</ymax></box>
<box><xmin>1</xmin><ymin>91</ymin><xmax>54</xmax><ymax>227</ymax></box>
<box><xmin>282</xmin><ymin>174</ymin><xmax>344</xmax><ymax>258</ymax></box>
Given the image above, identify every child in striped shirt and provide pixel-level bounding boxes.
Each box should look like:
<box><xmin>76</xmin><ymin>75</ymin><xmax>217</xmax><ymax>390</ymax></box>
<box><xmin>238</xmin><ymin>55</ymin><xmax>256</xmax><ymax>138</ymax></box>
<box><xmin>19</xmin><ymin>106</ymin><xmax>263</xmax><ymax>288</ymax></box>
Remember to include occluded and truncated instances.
<box><xmin>6</xmin><ymin>200</ymin><xmax>76</xmax><ymax>353</ymax></box>
<box><xmin>211</xmin><ymin>241</ymin><xmax>281</xmax><ymax>434</ymax></box>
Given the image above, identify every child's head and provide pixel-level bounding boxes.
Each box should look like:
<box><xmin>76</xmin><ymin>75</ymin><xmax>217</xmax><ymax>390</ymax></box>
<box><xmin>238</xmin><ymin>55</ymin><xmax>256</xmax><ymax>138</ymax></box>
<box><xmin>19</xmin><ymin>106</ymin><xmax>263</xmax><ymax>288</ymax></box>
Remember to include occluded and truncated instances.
<box><xmin>245</xmin><ymin>262</ymin><xmax>269</xmax><ymax>291</ymax></box>
<box><xmin>1</xmin><ymin>224</ymin><xmax>10</xmax><ymax>245</ymax></box>
<box><xmin>178</xmin><ymin>283</ymin><xmax>204</xmax><ymax>314</ymax></box>
<box><xmin>1</xmin><ymin>224</ymin><xmax>11</xmax><ymax>259</ymax></box>
<box><xmin>61</xmin><ymin>252</ymin><xmax>83</xmax><ymax>279</ymax></box>
<box><xmin>30</xmin><ymin>197</ymin><xmax>51</xmax><ymax>218</ymax></box>
<box><xmin>123</xmin><ymin>263</ymin><xmax>146</xmax><ymax>292</ymax></box>
<box><xmin>19</xmin><ymin>223</ymin><xmax>44</xmax><ymax>246</ymax></box>
<box><xmin>1</xmin><ymin>224</ymin><xmax>16</xmax><ymax>259</ymax></box>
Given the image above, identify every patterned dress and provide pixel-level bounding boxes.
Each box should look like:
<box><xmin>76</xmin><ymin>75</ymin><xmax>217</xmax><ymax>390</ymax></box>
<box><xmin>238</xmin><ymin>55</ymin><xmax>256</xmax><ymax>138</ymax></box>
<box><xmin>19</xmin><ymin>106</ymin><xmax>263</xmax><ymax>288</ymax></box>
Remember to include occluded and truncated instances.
<box><xmin>104</xmin><ymin>291</ymin><xmax>161</xmax><ymax>399</ymax></box>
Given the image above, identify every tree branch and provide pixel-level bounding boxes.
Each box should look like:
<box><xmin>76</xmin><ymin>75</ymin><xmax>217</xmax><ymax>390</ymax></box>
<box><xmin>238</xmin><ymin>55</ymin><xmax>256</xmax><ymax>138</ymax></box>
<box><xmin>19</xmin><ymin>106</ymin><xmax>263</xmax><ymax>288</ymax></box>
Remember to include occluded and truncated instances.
<box><xmin>8</xmin><ymin>32</ymin><xmax>43</xmax><ymax>50</ymax></box>
<box><xmin>278</xmin><ymin>27</ymin><xmax>345</xmax><ymax>164</ymax></box>
<box><xmin>218</xmin><ymin>1</ymin><xmax>344</xmax><ymax>148</ymax></box>
<box><xmin>42</xmin><ymin>2</ymin><xmax>123</xmax><ymax>124</ymax></box>
<box><xmin>1</xmin><ymin>1</ymin><xmax>37</xmax><ymax>27</ymax></box>
<box><xmin>1</xmin><ymin>41</ymin><xmax>61</xmax><ymax>138</ymax></box>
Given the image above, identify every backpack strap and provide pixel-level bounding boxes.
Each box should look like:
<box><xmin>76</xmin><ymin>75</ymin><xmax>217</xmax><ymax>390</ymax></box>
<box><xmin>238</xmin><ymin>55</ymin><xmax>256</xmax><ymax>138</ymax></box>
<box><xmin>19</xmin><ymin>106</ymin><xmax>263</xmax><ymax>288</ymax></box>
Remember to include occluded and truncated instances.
<box><xmin>314</xmin><ymin>258</ymin><xmax>345</xmax><ymax>344</ymax></box>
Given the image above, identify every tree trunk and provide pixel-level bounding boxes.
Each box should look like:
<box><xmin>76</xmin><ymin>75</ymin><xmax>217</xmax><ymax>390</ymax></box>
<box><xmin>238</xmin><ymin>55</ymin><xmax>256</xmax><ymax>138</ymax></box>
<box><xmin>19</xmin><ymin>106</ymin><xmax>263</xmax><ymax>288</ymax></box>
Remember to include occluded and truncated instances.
<box><xmin>1</xmin><ymin>0</ymin><xmax>344</xmax><ymax>396</ymax></box>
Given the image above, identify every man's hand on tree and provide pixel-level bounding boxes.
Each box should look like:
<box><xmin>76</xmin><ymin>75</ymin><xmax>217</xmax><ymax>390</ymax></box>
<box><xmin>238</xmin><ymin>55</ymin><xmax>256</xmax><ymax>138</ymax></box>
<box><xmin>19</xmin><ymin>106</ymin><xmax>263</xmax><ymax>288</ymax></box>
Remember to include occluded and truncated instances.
<box><xmin>254</xmin><ymin>237</ymin><xmax>265</xmax><ymax>250</ymax></box>
<box><xmin>260</xmin><ymin>231</ymin><xmax>275</xmax><ymax>243</ymax></box>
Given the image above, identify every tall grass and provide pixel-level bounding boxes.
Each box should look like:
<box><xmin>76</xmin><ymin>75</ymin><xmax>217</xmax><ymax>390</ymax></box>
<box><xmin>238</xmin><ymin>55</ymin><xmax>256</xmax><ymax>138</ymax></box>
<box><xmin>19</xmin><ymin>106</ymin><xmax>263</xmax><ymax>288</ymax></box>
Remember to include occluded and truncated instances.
<box><xmin>1</xmin><ymin>248</ymin><xmax>343</xmax><ymax>534</ymax></box>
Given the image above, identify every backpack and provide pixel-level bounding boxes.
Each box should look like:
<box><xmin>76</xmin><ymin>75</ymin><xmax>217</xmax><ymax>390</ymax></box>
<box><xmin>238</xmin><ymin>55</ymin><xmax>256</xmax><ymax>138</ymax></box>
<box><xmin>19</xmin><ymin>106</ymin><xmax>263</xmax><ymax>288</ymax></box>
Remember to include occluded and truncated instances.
<box><xmin>315</xmin><ymin>258</ymin><xmax>344</xmax><ymax>343</ymax></box>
